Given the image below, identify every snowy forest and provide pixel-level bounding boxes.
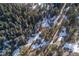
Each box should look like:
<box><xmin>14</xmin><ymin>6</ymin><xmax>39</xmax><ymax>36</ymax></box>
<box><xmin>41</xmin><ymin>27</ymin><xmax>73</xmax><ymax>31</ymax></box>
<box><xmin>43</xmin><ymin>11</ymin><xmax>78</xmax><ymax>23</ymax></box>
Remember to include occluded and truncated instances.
<box><xmin>0</xmin><ymin>3</ymin><xmax>79</xmax><ymax>56</ymax></box>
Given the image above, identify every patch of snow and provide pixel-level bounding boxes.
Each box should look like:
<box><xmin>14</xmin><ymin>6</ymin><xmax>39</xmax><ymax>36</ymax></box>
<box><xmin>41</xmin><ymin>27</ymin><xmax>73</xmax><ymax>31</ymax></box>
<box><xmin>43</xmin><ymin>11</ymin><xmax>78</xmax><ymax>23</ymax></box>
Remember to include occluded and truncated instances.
<box><xmin>42</xmin><ymin>16</ymin><xmax>56</xmax><ymax>28</ymax></box>
<box><xmin>3</xmin><ymin>40</ymin><xmax>11</xmax><ymax>48</ymax></box>
<box><xmin>50</xmin><ymin>41</ymin><xmax>54</xmax><ymax>45</ymax></box>
<box><xmin>28</xmin><ymin>37</ymin><xmax>35</xmax><ymax>43</ymax></box>
<box><xmin>59</xmin><ymin>27</ymin><xmax>67</xmax><ymax>37</ymax></box>
<box><xmin>28</xmin><ymin>31</ymin><xmax>42</xmax><ymax>43</ymax></box>
<box><xmin>63</xmin><ymin>43</ymin><xmax>79</xmax><ymax>53</ymax></box>
<box><xmin>63</xmin><ymin>15</ymin><xmax>68</xmax><ymax>20</ymax></box>
<box><xmin>31</xmin><ymin>40</ymin><xmax>48</xmax><ymax>49</ymax></box>
<box><xmin>32</xmin><ymin>5</ymin><xmax>37</xmax><ymax>10</ymax></box>
<box><xmin>57</xmin><ymin>37</ymin><xmax>64</xmax><ymax>41</ymax></box>
<box><xmin>38</xmin><ymin>3</ymin><xmax>41</xmax><ymax>6</ymax></box>
<box><xmin>27</xmin><ymin>28</ymin><xmax>42</xmax><ymax>49</ymax></box>
<box><xmin>24</xmin><ymin>43</ymin><xmax>32</xmax><ymax>47</ymax></box>
<box><xmin>73</xmin><ymin>44</ymin><xmax>79</xmax><ymax>53</ymax></box>
<box><xmin>50</xmin><ymin>16</ymin><xmax>56</xmax><ymax>21</ymax></box>
<box><xmin>33</xmin><ymin>31</ymin><xmax>42</xmax><ymax>41</ymax></box>
<box><xmin>65</xmin><ymin>7</ymin><xmax>70</xmax><ymax>12</ymax></box>
<box><xmin>63</xmin><ymin>43</ymin><xmax>74</xmax><ymax>51</ymax></box>
<box><xmin>40</xmin><ymin>41</ymin><xmax>48</xmax><ymax>47</ymax></box>
<box><xmin>32</xmin><ymin>44</ymin><xmax>40</xmax><ymax>49</ymax></box>
<box><xmin>42</xmin><ymin>18</ymin><xmax>50</xmax><ymax>28</ymax></box>
<box><xmin>0</xmin><ymin>49</ymin><xmax>6</xmax><ymax>56</ymax></box>
<box><xmin>41</xmin><ymin>39</ymin><xmax>44</xmax><ymax>42</ymax></box>
<box><xmin>12</xmin><ymin>48</ymin><xmax>20</xmax><ymax>56</ymax></box>
<box><xmin>53</xmin><ymin>16</ymin><xmax>59</xmax><ymax>25</ymax></box>
<box><xmin>47</xmin><ymin>5</ymin><xmax>50</xmax><ymax>10</ymax></box>
<box><xmin>76</xmin><ymin>16</ymin><xmax>79</xmax><ymax>20</ymax></box>
<box><xmin>40</xmin><ymin>4</ymin><xmax>44</xmax><ymax>9</ymax></box>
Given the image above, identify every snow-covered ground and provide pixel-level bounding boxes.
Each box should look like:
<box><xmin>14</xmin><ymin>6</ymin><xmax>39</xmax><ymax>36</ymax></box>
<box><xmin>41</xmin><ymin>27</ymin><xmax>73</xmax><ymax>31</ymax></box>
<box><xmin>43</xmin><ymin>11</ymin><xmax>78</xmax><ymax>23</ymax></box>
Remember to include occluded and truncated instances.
<box><xmin>57</xmin><ymin>26</ymin><xmax>67</xmax><ymax>42</ymax></box>
<box><xmin>1</xmin><ymin>14</ymin><xmax>68</xmax><ymax>56</ymax></box>
<box><xmin>12</xmin><ymin>46</ymin><xmax>23</xmax><ymax>56</ymax></box>
<box><xmin>11</xmin><ymin>11</ymin><xmax>69</xmax><ymax>56</ymax></box>
<box><xmin>32</xmin><ymin>5</ymin><xmax>37</xmax><ymax>10</ymax></box>
<box><xmin>27</xmin><ymin>30</ymin><xmax>49</xmax><ymax>49</ymax></box>
<box><xmin>12</xmin><ymin>48</ymin><xmax>20</xmax><ymax>56</ymax></box>
<box><xmin>26</xmin><ymin>15</ymin><xmax>57</xmax><ymax>50</ymax></box>
<box><xmin>63</xmin><ymin>43</ymin><xmax>79</xmax><ymax>53</ymax></box>
<box><xmin>41</xmin><ymin>16</ymin><xmax>56</xmax><ymax>28</ymax></box>
<box><xmin>59</xmin><ymin>27</ymin><xmax>67</xmax><ymax>37</ymax></box>
<box><xmin>27</xmin><ymin>14</ymin><xmax>68</xmax><ymax>50</ymax></box>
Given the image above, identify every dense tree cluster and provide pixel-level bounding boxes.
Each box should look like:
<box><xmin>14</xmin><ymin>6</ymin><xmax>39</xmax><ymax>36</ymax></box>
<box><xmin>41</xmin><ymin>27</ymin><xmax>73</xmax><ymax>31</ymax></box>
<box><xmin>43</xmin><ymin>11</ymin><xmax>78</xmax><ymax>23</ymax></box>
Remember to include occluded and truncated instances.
<box><xmin>0</xmin><ymin>3</ymin><xmax>79</xmax><ymax>56</ymax></box>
